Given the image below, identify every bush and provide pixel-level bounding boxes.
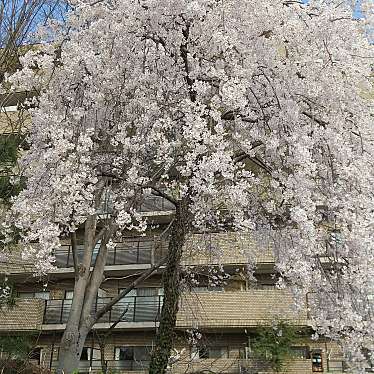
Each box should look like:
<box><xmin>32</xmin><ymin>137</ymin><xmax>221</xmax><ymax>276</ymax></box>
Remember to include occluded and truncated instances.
<box><xmin>252</xmin><ymin>320</ymin><xmax>299</xmax><ymax>372</ymax></box>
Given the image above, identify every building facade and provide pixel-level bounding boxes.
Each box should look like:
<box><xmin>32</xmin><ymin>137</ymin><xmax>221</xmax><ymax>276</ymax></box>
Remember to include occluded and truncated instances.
<box><xmin>0</xmin><ymin>195</ymin><xmax>351</xmax><ymax>374</ymax></box>
<box><xmin>0</xmin><ymin>93</ymin><xmax>353</xmax><ymax>374</ymax></box>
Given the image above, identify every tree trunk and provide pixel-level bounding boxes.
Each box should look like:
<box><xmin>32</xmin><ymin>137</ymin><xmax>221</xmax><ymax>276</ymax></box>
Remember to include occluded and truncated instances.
<box><xmin>57</xmin><ymin>329</ymin><xmax>88</xmax><ymax>374</ymax></box>
<box><xmin>148</xmin><ymin>201</ymin><xmax>189</xmax><ymax>374</ymax></box>
<box><xmin>57</xmin><ymin>216</ymin><xmax>98</xmax><ymax>374</ymax></box>
<box><xmin>57</xmin><ymin>285</ymin><xmax>93</xmax><ymax>373</ymax></box>
<box><xmin>99</xmin><ymin>341</ymin><xmax>107</xmax><ymax>374</ymax></box>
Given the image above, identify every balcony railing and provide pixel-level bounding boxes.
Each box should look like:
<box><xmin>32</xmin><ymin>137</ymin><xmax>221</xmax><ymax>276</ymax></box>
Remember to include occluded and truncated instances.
<box><xmin>98</xmin><ymin>195</ymin><xmax>175</xmax><ymax>216</ymax></box>
<box><xmin>43</xmin><ymin>296</ymin><xmax>163</xmax><ymax>325</ymax></box>
<box><xmin>53</xmin><ymin>237</ymin><xmax>167</xmax><ymax>268</ymax></box>
<box><xmin>139</xmin><ymin>195</ymin><xmax>175</xmax><ymax>212</ymax></box>
<box><xmin>51</xmin><ymin>360</ymin><xmax>150</xmax><ymax>371</ymax></box>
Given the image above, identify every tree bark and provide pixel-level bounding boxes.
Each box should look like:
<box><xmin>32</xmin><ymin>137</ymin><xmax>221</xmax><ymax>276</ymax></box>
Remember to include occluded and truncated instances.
<box><xmin>148</xmin><ymin>201</ymin><xmax>189</xmax><ymax>374</ymax></box>
<box><xmin>57</xmin><ymin>224</ymin><xmax>171</xmax><ymax>373</ymax></box>
<box><xmin>57</xmin><ymin>192</ymin><xmax>175</xmax><ymax>373</ymax></box>
<box><xmin>57</xmin><ymin>215</ymin><xmax>97</xmax><ymax>374</ymax></box>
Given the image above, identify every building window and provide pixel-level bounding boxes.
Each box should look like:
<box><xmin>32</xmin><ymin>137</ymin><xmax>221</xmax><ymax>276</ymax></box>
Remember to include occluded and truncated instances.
<box><xmin>208</xmin><ymin>346</ymin><xmax>229</xmax><ymax>359</ymax></box>
<box><xmin>0</xmin><ymin>105</ymin><xmax>18</xmax><ymax>112</ymax></box>
<box><xmin>115</xmin><ymin>287</ymin><xmax>163</xmax><ymax>322</ymax></box>
<box><xmin>80</xmin><ymin>347</ymin><xmax>90</xmax><ymax>361</ymax></box>
<box><xmin>191</xmin><ymin>346</ymin><xmax>229</xmax><ymax>359</ymax></box>
<box><xmin>65</xmin><ymin>290</ymin><xmax>74</xmax><ymax>299</ymax></box>
<box><xmin>18</xmin><ymin>291</ymin><xmax>50</xmax><ymax>300</ymax></box>
<box><xmin>114</xmin><ymin>346</ymin><xmax>151</xmax><ymax>361</ymax></box>
<box><xmin>79</xmin><ymin>347</ymin><xmax>100</xmax><ymax>361</ymax></box>
<box><xmin>29</xmin><ymin>347</ymin><xmax>42</xmax><ymax>365</ymax></box>
<box><xmin>115</xmin><ymin>347</ymin><xmax>134</xmax><ymax>361</ymax></box>
<box><xmin>312</xmin><ymin>351</ymin><xmax>323</xmax><ymax>372</ymax></box>
<box><xmin>291</xmin><ymin>346</ymin><xmax>310</xmax><ymax>359</ymax></box>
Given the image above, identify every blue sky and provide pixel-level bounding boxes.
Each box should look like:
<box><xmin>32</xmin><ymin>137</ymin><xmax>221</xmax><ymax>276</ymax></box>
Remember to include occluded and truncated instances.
<box><xmin>302</xmin><ymin>0</ymin><xmax>364</xmax><ymax>18</ymax></box>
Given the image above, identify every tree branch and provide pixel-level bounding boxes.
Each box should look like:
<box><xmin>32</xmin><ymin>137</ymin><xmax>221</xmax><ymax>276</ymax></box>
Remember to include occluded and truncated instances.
<box><xmin>94</xmin><ymin>254</ymin><xmax>168</xmax><ymax>321</ymax></box>
<box><xmin>70</xmin><ymin>231</ymin><xmax>79</xmax><ymax>278</ymax></box>
<box><xmin>180</xmin><ymin>22</ymin><xmax>196</xmax><ymax>102</ymax></box>
<box><xmin>302</xmin><ymin>111</ymin><xmax>328</xmax><ymax>128</ymax></box>
<box><xmin>148</xmin><ymin>185</ymin><xmax>178</xmax><ymax>206</ymax></box>
<box><xmin>93</xmin><ymin>218</ymin><xmax>175</xmax><ymax>322</ymax></box>
<box><xmin>81</xmin><ymin>224</ymin><xmax>117</xmax><ymax>327</ymax></box>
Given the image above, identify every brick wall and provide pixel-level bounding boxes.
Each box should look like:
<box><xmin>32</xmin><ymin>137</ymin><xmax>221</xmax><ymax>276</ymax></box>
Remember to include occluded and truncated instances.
<box><xmin>176</xmin><ymin>290</ymin><xmax>308</xmax><ymax>328</ymax></box>
<box><xmin>0</xmin><ymin>246</ymin><xmax>35</xmax><ymax>274</ymax></box>
<box><xmin>0</xmin><ymin>298</ymin><xmax>44</xmax><ymax>331</ymax></box>
<box><xmin>0</xmin><ymin>111</ymin><xmax>30</xmax><ymax>133</ymax></box>
<box><xmin>182</xmin><ymin>232</ymin><xmax>274</xmax><ymax>266</ymax></box>
<box><xmin>256</xmin><ymin>359</ymin><xmax>313</xmax><ymax>374</ymax></box>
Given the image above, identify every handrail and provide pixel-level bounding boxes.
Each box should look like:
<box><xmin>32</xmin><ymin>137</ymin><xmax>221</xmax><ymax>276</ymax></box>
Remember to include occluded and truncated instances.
<box><xmin>43</xmin><ymin>295</ymin><xmax>163</xmax><ymax>324</ymax></box>
<box><xmin>51</xmin><ymin>360</ymin><xmax>151</xmax><ymax>370</ymax></box>
<box><xmin>97</xmin><ymin>195</ymin><xmax>175</xmax><ymax>215</ymax></box>
<box><xmin>53</xmin><ymin>237</ymin><xmax>168</xmax><ymax>268</ymax></box>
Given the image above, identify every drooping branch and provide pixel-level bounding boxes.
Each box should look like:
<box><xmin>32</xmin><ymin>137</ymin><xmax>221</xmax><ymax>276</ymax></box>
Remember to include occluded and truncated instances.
<box><xmin>180</xmin><ymin>21</ymin><xmax>196</xmax><ymax>103</ymax></box>
<box><xmin>302</xmin><ymin>111</ymin><xmax>328</xmax><ymax>128</ymax></box>
<box><xmin>148</xmin><ymin>185</ymin><xmax>178</xmax><ymax>206</ymax></box>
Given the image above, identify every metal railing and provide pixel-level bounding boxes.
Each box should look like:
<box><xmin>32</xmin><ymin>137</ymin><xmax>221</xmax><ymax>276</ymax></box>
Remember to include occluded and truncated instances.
<box><xmin>98</xmin><ymin>195</ymin><xmax>175</xmax><ymax>215</ymax></box>
<box><xmin>139</xmin><ymin>195</ymin><xmax>175</xmax><ymax>212</ymax></box>
<box><xmin>43</xmin><ymin>296</ymin><xmax>163</xmax><ymax>324</ymax></box>
<box><xmin>51</xmin><ymin>360</ymin><xmax>150</xmax><ymax>371</ymax></box>
<box><xmin>53</xmin><ymin>237</ymin><xmax>167</xmax><ymax>268</ymax></box>
<box><xmin>327</xmin><ymin>360</ymin><xmax>349</xmax><ymax>372</ymax></box>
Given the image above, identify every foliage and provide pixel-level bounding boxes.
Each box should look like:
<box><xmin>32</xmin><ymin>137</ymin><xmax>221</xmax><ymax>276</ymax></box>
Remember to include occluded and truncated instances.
<box><xmin>0</xmin><ymin>175</ymin><xmax>26</xmax><ymax>203</ymax></box>
<box><xmin>0</xmin><ymin>134</ymin><xmax>27</xmax><ymax>203</ymax></box>
<box><xmin>0</xmin><ymin>333</ymin><xmax>35</xmax><ymax>360</ymax></box>
<box><xmin>0</xmin><ymin>134</ymin><xmax>20</xmax><ymax>164</ymax></box>
<box><xmin>252</xmin><ymin>320</ymin><xmax>298</xmax><ymax>372</ymax></box>
<box><xmin>0</xmin><ymin>333</ymin><xmax>41</xmax><ymax>374</ymax></box>
<box><xmin>0</xmin><ymin>278</ymin><xmax>16</xmax><ymax>309</ymax></box>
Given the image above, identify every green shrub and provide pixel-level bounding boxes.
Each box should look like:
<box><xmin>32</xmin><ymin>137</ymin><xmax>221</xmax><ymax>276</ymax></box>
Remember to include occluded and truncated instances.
<box><xmin>252</xmin><ymin>320</ymin><xmax>298</xmax><ymax>372</ymax></box>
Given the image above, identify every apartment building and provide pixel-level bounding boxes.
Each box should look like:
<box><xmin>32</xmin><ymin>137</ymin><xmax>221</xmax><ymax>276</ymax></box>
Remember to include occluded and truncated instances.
<box><xmin>0</xmin><ymin>186</ymin><xmax>352</xmax><ymax>374</ymax></box>
<box><xmin>0</xmin><ymin>88</ymin><xmax>355</xmax><ymax>374</ymax></box>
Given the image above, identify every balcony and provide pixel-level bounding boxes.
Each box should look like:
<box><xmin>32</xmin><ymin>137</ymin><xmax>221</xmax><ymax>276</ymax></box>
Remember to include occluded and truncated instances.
<box><xmin>53</xmin><ymin>237</ymin><xmax>167</xmax><ymax>269</ymax></box>
<box><xmin>0</xmin><ymin>247</ymin><xmax>36</xmax><ymax>274</ymax></box>
<box><xmin>98</xmin><ymin>195</ymin><xmax>175</xmax><ymax>217</ymax></box>
<box><xmin>139</xmin><ymin>195</ymin><xmax>175</xmax><ymax>213</ymax></box>
<box><xmin>47</xmin><ymin>357</ymin><xmax>312</xmax><ymax>374</ymax></box>
<box><xmin>54</xmin><ymin>232</ymin><xmax>270</xmax><ymax>271</ymax></box>
<box><xmin>0</xmin><ymin>298</ymin><xmax>45</xmax><ymax>331</ymax></box>
<box><xmin>182</xmin><ymin>232</ymin><xmax>274</xmax><ymax>267</ymax></box>
<box><xmin>239</xmin><ymin>358</ymin><xmax>314</xmax><ymax>374</ymax></box>
<box><xmin>176</xmin><ymin>290</ymin><xmax>309</xmax><ymax>328</ymax></box>
<box><xmin>51</xmin><ymin>360</ymin><xmax>150</xmax><ymax>372</ymax></box>
<box><xmin>43</xmin><ymin>295</ymin><xmax>163</xmax><ymax>326</ymax></box>
<box><xmin>174</xmin><ymin>359</ymin><xmax>314</xmax><ymax>374</ymax></box>
<box><xmin>3</xmin><ymin>231</ymin><xmax>275</xmax><ymax>276</ymax></box>
<box><xmin>49</xmin><ymin>358</ymin><xmax>316</xmax><ymax>374</ymax></box>
<box><xmin>41</xmin><ymin>290</ymin><xmax>308</xmax><ymax>329</ymax></box>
